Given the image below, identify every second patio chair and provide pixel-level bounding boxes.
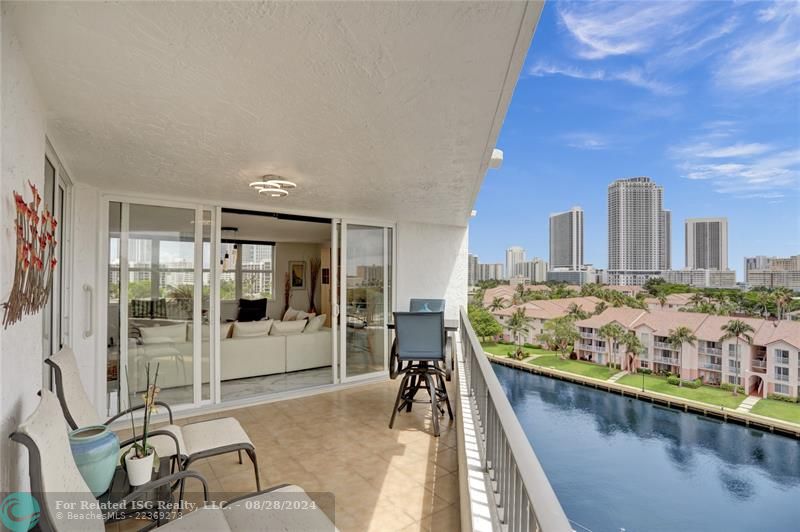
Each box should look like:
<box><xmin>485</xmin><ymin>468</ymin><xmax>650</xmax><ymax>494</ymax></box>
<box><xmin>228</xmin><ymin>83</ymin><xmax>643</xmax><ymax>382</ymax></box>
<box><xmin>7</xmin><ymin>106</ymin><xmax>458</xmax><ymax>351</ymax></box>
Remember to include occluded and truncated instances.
<box><xmin>389</xmin><ymin>311</ymin><xmax>453</xmax><ymax>436</ymax></box>
<box><xmin>45</xmin><ymin>347</ymin><xmax>261</xmax><ymax>492</ymax></box>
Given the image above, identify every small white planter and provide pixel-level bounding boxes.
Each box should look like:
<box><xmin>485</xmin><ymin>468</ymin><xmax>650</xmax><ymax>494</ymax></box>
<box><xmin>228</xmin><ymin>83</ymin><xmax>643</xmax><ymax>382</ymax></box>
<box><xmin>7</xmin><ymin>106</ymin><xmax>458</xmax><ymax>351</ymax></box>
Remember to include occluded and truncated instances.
<box><xmin>125</xmin><ymin>451</ymin><xmax>155</xmax><ymax>487</ymax></box>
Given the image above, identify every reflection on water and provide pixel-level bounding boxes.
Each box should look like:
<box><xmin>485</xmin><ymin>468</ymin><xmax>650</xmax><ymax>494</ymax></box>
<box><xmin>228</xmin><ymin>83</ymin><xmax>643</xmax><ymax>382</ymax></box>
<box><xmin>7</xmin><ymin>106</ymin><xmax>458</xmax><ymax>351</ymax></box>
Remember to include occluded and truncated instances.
<box><xmin>492</xmin><ymin>363</ymin><xmax>800</xmax><ymax>532</ymax></box>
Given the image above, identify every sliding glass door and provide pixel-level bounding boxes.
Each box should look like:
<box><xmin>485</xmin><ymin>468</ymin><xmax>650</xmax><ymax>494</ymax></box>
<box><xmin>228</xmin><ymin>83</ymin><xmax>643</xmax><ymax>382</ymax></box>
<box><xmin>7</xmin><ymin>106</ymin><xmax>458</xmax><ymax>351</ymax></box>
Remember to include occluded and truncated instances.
<box><xmin>339</xmin><ymin>222</ymin><xmax>394</xmax><ymax>382</ymax></box>
<box><xmin>106</xmin><ymin>201</ymin><xmax>212</xmax><ymax>413</ymax></box>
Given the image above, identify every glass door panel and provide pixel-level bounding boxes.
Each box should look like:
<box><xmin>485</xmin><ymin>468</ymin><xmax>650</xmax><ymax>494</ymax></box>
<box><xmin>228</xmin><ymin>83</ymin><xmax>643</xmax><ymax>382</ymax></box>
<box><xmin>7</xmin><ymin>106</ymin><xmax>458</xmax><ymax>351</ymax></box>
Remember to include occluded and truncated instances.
<box><xmin>342</xmin><ymin>224</ymin><xmax>388</xmax><ymax>379</ymax></box>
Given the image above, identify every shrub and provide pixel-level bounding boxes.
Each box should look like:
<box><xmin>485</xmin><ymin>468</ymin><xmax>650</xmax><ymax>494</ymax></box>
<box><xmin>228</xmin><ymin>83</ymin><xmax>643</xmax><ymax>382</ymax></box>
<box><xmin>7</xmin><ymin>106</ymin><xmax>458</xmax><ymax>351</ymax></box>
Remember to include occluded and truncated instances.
<box><xmin>636</xmin><ymin>368</ymin><xmax>652</xmax><ymax>375</ymax></box>
<box><xmin>523</xmin><ymin>342</ymin><xmax>535</xmax><ymax>349</ymax></box>
<box><xmin>719</xmin><ymin>382</ymin><xmax>745</xmax><ymax>394</ymax></box>
<box><xmin>667</xmin><ymin>375</ymin><xmax>680</xmax><ymax>386</ymax></box>
<box><xmin>569</xmin><ymin>352</ymin><xmax>578</xmax><ymax>360</ymax></box>
<box><xmin>681</xmin><ymin>379</ymin><xmax>701</xmax><ymax>389</ymax></box>
<box><xmin>767</xmin><ymin>393</ymin><xmax>800</xmax><ymax>403</ymax></box>
<box><xmin>498</xmin><ymin>339</ymin><xmax>512</xmax><ymax>345</ymax></box>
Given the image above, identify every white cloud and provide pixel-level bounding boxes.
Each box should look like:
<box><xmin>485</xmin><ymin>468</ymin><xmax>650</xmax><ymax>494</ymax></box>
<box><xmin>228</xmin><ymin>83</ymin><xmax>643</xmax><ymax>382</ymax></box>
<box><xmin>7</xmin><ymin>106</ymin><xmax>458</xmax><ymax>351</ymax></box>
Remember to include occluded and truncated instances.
<box><xmin>528</xmin><ymin>63</ymin><xmax>677</xmax><ymax>95</ymax></box>
<box><xmin>715</xmin><ymin>4</ymin><xmax>800</xmax><ymax>90</ymax></box>
<box><xmin>564</xmin><ymin>133</ymin><xmax>610</xmax><ymax>150</ymax></box>
<box><xmin>557</xmin><ymin>1</ymin><xmax>697</xmax><ymax>60</ymax></box>
<box><xmin>672</xmin><ymin>129</ymin><xmax>799</xmax><ymax>197</ymax></box>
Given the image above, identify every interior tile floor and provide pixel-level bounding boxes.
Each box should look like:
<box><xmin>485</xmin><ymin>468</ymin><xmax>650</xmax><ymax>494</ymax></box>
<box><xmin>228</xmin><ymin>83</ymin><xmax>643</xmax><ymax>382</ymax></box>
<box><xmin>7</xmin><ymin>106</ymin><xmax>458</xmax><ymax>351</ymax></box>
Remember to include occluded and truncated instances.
<box><xmin>108</xmin><ymin>378</ymin><xmax>459</xmax><ymax>531</ymax></box>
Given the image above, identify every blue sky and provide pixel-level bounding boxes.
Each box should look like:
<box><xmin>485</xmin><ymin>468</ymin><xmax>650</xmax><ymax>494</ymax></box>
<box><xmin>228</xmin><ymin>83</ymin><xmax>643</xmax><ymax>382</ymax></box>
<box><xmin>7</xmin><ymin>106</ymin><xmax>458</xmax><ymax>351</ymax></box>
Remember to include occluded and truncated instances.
<box><xmin>469</xmin><ymin>0</ymin><xmax>800</xmax><ymax>280</ymax></box>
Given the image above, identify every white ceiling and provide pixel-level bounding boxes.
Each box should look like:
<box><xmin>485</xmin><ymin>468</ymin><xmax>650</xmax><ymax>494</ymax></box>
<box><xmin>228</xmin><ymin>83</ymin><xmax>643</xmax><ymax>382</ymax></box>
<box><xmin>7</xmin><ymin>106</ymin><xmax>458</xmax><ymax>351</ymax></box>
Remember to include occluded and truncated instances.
<box><xmin>6</xmin><ymin>1</ymin><xmax>541</xmax><ymax>226</ymax></box>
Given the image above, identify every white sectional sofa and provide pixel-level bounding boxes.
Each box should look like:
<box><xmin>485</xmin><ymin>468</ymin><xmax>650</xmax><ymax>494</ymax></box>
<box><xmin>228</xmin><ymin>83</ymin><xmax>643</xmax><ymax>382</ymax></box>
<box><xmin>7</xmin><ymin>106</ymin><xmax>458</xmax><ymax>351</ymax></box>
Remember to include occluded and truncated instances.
<box><xmin>128</xmin><ymin>320</ymin><xmax>332</xmax><ymax>391</ymax></box>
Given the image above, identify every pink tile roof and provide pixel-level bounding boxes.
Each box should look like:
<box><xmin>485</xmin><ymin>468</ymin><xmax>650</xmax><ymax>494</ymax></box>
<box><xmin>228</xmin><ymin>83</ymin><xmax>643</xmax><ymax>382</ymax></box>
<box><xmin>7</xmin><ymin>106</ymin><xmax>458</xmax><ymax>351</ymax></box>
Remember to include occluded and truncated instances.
<box><xmin>634</xmin><ymin>310</ymin><xmax>708</xmax><ymax>337</ymax></box>
<box><xmin>575</xmin><ymin>307</ymin><xmax>647</xmax><ymax>329</ymax></box>
<box><xmin>481</xmin><ymin>284</ymin><xmax>551</xmax><ymax>306</ymax></box>
<box><xmin>494</xmin><ymin>296</ymin><xmax>602</xmax><ymax>320</ymax></box>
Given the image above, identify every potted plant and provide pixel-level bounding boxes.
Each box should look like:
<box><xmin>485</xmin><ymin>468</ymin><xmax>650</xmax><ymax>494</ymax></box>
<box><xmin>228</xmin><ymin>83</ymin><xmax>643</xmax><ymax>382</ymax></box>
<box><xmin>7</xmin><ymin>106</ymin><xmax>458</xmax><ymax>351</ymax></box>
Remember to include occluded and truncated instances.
<box><xmin>122</xmin><ymin>363</ymin><xmax>160</xmax><ymax>486</ymax></box>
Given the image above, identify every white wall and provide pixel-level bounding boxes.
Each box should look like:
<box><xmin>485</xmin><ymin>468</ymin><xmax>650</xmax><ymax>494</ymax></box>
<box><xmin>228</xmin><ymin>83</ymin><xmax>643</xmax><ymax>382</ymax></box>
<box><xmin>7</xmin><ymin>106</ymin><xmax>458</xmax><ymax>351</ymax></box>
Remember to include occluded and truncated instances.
<box><xmin>395</xmin><ymin>222</ymin><xmax>468</xmax><ymax>321</ymax></box>
<box><xmin>270</xmin><ymin>242</ymin><xmax>323</xmax><ymax>320</ymax></box>
<box><xmin>0</xmin><ymin>12</ymin><xmax>47</xmax><ymax>493</ymax></box>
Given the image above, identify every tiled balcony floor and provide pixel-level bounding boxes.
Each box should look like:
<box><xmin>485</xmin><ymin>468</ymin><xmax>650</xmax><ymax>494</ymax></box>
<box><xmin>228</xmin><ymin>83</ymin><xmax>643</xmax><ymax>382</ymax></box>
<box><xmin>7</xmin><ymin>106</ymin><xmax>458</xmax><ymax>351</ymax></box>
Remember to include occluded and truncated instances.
<box><xmin>109</xmin><ymin>379</ymin><xmax>459</xmax><ymax>531</ymax></box>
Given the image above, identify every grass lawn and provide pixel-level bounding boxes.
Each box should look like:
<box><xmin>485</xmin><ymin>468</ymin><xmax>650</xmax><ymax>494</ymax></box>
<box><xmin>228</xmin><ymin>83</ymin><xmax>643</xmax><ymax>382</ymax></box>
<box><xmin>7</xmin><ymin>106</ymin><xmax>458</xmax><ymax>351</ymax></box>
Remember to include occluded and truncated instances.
<box><xmin>750</xmin><ymin>399</ymin><xmax>800</xmax><ymax>425</ymax></box>
<box><xmin>617</xmin><ymin>374</ymin><xmax>746</xmax><ymax>410</ymax></box>
<box><xmin>527</xmin><ymin>355</ymin><xmax>618</xmax><ymax>380</ymax></box>
<box><xmin>481</xmin><ymin>342</ymin><xmax>555</xmax><ymax>358</ymax></box>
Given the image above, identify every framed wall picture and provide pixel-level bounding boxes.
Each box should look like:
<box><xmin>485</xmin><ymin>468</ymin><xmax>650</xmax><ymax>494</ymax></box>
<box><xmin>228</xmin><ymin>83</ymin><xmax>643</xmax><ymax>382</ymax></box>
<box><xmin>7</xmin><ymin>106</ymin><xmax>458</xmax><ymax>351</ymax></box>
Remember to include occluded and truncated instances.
<box><xmin>289</xmin><ymin>261</ymin><xmax>305</xmax><ymax>289</ymax></box>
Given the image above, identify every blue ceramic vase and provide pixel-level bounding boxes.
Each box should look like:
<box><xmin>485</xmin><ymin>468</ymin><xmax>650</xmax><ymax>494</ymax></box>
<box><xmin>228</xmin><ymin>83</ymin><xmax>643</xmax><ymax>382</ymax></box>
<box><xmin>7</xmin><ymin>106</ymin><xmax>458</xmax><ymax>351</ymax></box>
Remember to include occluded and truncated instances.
<box><xmin>69</xmin><ymin>425</ymin><xmax>119</xmax><ymax>496</ymax></box>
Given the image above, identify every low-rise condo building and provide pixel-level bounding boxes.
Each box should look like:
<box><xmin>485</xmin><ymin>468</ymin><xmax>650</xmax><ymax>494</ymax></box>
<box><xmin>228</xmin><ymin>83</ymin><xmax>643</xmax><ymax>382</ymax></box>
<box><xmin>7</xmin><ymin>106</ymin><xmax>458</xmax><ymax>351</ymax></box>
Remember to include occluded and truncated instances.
<box><xmin>576</xmin><ymin>309</ymin><xmax>800</xmax><ymax>399</ymax></box>
<box><xmin>493</xmin><ymin>296</ymin><xmax>602</xmax><ymax>344</ymax></box>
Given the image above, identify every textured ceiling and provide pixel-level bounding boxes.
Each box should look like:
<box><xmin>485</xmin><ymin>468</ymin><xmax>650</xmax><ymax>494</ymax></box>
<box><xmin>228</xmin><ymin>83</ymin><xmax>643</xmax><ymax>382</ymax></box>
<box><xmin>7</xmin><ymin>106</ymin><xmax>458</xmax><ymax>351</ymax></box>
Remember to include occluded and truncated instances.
<box><xmin>6</xmin><ymin>1</ymin><xmax>541</xmax><ymax>226</ymax></box>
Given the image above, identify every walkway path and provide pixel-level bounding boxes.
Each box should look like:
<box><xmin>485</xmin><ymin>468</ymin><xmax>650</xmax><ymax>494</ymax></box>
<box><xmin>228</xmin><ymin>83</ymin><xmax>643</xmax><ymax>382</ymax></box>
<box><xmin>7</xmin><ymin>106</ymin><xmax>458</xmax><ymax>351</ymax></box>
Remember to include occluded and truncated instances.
<box><xmin>735</xmin><ymin>395</ymin><xmax>761</xmax><ymax>414</ymax></box>
<box><xmin>607</xmin><ymin>371</ymin><xmax>628</xmax><ymax>383</ymax></box>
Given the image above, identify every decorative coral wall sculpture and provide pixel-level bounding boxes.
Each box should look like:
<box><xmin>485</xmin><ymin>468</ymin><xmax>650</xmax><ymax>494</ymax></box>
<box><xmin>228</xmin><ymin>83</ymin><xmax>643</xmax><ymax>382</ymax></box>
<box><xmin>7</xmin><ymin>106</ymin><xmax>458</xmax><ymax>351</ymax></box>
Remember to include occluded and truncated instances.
<box><xmin>2</xmin><ymin>182</ymin><xmax>58</xmax><ymax>329</ymax></box>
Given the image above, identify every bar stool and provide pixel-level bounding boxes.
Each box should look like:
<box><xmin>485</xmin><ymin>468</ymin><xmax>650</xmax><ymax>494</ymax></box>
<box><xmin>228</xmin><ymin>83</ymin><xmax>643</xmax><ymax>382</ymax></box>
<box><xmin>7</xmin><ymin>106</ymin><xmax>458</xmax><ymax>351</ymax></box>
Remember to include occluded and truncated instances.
<box><xmin>389</xmin><ymin>311</ymin><xmax>453</xmax><ymax>436</ymax></box>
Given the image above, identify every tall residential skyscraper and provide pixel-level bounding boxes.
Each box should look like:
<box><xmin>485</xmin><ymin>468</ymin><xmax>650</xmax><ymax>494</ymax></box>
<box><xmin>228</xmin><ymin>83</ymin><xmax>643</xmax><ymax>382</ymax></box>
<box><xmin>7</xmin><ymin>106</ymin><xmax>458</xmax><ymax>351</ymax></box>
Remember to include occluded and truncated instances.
<box><xmin>468</xmin><ymin>253</ymin><xmax>479</xmax><ymax>285</ymax></box>
<box><xmin>685</xmin><ymin>218</ymin><xmax>728</xmax><ymax>270</ymax></box>
<box><xmin>549</xmin><ymin>206</ymin><xmax>584</xmax><ymax>270</ymax></box>
<box><xmin>660</xmin><ymin>209</ymin><xmax>671</xmax><ymax>270</ymax></box>
<box><xmin>505</xmin><ymin>246</ymin><xmax>525</xmax><ymax>279</ymax></box>
<box><xmin>607</xmin><ymin>177</ymin><xmax>670</xmax><ymax>285</ymax></box>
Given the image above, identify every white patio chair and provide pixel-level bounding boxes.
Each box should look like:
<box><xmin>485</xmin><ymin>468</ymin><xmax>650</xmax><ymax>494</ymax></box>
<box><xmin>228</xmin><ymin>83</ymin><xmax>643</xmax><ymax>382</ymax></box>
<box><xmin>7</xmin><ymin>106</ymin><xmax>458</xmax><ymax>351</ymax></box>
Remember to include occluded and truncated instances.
<box><xmin>45</xmin><ymin>348</ymin><xmax>260</xmax><ymax>492</ymax></box>
<box><xmin>9</xmin><ymin>390</ymin><xmax>336</xmax><ymax>531</ymax></box>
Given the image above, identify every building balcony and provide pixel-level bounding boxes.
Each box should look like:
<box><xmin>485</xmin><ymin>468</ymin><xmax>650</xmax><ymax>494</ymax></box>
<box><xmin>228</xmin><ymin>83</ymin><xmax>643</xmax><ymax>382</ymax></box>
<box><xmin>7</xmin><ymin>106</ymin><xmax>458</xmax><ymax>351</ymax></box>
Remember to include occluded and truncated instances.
<box><xmin>699</xmin><ymin>346</ymin><xmax>722</xmax><ymax>356</ymax></box>
<box><xmin>580</xmin><ymin>332</ymin><xmax>595</xmax><ymax>339</ymax></box>
<box><xmin>752</xmin><ymin>359</ymin><xmax>767</xmax><ymax>372</ymax></box>
<box><xmin>653</xmin><ymin>341</ymin><xmax>676</xmax><ymax>351</ymax></box>
<box><xmin>776</xmin><ymin>374</ymin><xmax>790</xmax><ymax>382</ymax></box>
<box><xmin>702</xmin><ymin>363</ymin><xmax>722</xmax><ymax>371</ymax></box>
<box><xmin>113</xmin><ymin>378</ymin><xmax>459</xmax><ymax>531</ymax></box>
<box><xmin>653</xmin><ymin>356</ymin><xmax>679</xmax><ymax>365</ymax></box>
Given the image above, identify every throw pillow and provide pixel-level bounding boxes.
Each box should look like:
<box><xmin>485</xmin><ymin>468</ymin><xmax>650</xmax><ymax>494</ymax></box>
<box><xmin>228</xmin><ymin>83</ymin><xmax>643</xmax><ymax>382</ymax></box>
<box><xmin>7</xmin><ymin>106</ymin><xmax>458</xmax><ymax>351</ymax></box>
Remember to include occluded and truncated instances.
<box><xmin>233</xmin><ymin>320</ymin><xmax>273</xmax><ymax>338</ymax></box>
<box><xmin>296</xmin><ymin>310</ymin><xmax>316</xmax><ymax>321</ymax></box>
<box><xmin>237</xmin><ymin>298</ymin><xmax>267</xmax><ymax>322</ymax></box>
<box><xmin>283</xmin><ymin>307</ymin><xmax>301</xmax><ymax>321</ymax></box>
<box><xmin>270</xmin><ymin>319</ymin><xmax>308</xmax><ymax>336</ymax></box>
<box><xmin>304</xmin><ymin>314</ymin><xmax>326</xmax><ymax>333</ymax></box>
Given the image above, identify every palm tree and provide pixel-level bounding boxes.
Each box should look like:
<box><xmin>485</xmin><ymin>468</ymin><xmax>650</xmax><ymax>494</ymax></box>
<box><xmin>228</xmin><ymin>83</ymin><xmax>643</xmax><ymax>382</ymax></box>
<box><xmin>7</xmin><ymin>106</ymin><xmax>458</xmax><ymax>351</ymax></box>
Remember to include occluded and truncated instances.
<box><xmin>755</xmin><ymin>291</ymin><xmax>774</xmax><ymax>318</ymax></box>
<box><xmin>719</xmin><ymin>319</ymin><xmax>755</xmax><ymax>396</ymax></box>
<box><xmin>774</xmin><ymin>288</ymin><xmax>793</xmax><ymax>320</ymax></box>
<box><xmin>488</xmin><ymin>296</ymin><xmax>506</xmax><ymax>312</ymax></box>
<box><xmin>689</xmin><ymin>292</ymin><xmax>706</xmax><ymax>307</ymax></box>
<box><xmin>506</xmin><ymin>307</ymin><xmax>530</xmax><ymax>359</ymax></box>
<box><xmin>566</xmin><ymin>303</ymin><xmax>589</xmax><ymax>320</ymax></box>
<box><xmin>593</xmin><ymin>301</ymin><xmax>608</xmax><ymax>316</ymax></box>
<box><xmin>657</xmin><ymin>293</ymin><xmax>668</xmax><ymax>309</ymax></box>
<box><xmin>621</xmin><ymin>332</ymin><xmax>645</xmax><ymax>372</ymax></box>
<box><xmin>667</xmin><ymin>326</ymin><xmax>697</xmax><ymax>385</ymax></box>
<box><xmin>598</xmin><ymin>323</ymin><xmax>625</xmax><ymax>368</ymax></box>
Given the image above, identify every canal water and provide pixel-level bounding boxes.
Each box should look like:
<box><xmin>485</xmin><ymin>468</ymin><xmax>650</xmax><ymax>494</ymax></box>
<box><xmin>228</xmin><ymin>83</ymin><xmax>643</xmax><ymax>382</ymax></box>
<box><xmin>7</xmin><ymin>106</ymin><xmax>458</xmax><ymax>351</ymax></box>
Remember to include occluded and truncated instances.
<box><xmin>492</xmin><ymin>363</ymin><xmax>800</xmax><ymax>532</ymax></box>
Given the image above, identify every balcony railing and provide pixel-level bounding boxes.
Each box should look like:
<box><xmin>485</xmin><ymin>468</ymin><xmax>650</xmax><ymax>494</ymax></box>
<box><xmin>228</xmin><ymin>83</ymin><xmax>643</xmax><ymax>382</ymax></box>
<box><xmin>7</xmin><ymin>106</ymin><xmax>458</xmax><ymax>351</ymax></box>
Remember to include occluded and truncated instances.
<box><xmin>580</xmin><ymin>332</ymin><xmax>595</xmax><ymax>339</ymax></box>
<box><xmin>702</xmin><ymin>363</ymin><xmax>722</xmax><ymax>371</ymax></box>
<box><xmin>775</xmin><ymin>374</ymin><xmax>789</xmax><ymax>382</ymax></box>
<box><xmin>699</xmin><ymin>346</ymin><xmax>722</xmax><ymax>356</ymax></box>
<box><xmin>752</xmin><ymin>359</ymin><xmax>767</xmax><ymax>369</ymax></box>
<box><xmin>653</xmin><ymin>341</ymin><xmax>676</xmax><ymax>350</ymax></box>
<box><xmin>653</xmin><ymin>356</ymin><xmax>679</xmax><ymax>365</ymax></box>
<box><xmin>459</xmin><ymin>307</ymin><xmax>571</xmax><ymax>531</ymax></box>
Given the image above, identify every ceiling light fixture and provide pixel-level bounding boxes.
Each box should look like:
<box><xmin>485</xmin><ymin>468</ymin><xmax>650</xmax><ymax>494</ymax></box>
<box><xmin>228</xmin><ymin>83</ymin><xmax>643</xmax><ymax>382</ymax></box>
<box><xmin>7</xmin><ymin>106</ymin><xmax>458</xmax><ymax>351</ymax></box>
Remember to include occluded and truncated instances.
<box><xmin>248</xmin><ymin>175</ymin><xmax>297</xmax><ymax>198</ymax></box>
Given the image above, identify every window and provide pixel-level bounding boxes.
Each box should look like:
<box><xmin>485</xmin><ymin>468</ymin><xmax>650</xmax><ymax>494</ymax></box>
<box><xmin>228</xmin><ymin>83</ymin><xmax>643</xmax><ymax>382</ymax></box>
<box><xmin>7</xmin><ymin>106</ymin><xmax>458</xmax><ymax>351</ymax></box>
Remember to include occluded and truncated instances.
<box><xmin>640</xmin><ymin>361</ymin><xmax>649</xmax><ymax>369</ymax></box>
<box><xmin>774</xmin><ymin>349</ymin><xmax>790</xmax><ymax>365</ymax></box>
<box><xmin>640</xmin><ymin>332</ymin><xmax>650</xmax><ymax>344</ymax></box>
<box><xmin>728</xmin><ymin>359</ymin><xmax>740</xmax><ymax>371</ymax></box>
<box><xmin>728</xmin><ymin>344</ymin><xmax>741</xmax><ymax>357</ymax></box>
<box><xmin>774</xmin><ymin>383</ymin><xmax>789</xmax><ymax>395</ymax></box>
<box><xmin>727</xmin><ymin>375</ymin><xmax>741</xmax><ymax>385</ymax></box>
<box><xmin>221</xmin><ymin>241</ymin><xmax>274</xmax><ymax>301</ymax></box>
<box><xmin>775</xmin><ymin>366</ymin><xmax>789</xmax><ymax>382</ymax></box>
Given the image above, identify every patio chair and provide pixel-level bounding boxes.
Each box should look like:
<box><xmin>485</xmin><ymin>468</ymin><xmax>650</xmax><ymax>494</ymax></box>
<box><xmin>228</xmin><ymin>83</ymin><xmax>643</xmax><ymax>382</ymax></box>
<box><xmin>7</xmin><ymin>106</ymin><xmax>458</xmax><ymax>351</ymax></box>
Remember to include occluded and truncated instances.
<box><xmin>9</xmin><ymin>391</ymin><xmax>336</xmax><ymax>532</ymax></box>
<box><xmin>409</xmin><ymin>298</ymin><xmax>445</xmax><ymax>313</ymax></box>
<box><xmin>389</xmin><ymin>312</ymin><xmax>453</xmax><ymax>436</ymax></box>
<box><xmin>45</xmin><ymin>348</ymin><xmax>261</xmax><ymax>492</ymax></box>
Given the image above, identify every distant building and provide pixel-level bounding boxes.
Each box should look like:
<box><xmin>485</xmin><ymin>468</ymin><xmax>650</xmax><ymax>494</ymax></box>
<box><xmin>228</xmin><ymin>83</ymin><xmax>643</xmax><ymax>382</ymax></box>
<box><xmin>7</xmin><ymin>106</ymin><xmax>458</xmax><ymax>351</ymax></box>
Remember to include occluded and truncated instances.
<box><xmin>477</xmin><ymin>263</ymin><xmax>504</xmax><ymax>282</ymax></box>
<box><xmin>546</xmin><ymin>267</ymin><xmax>595</xmax><ymax>286</ymax></box>
<box><xmin>468</xmin><ymin>253</ymin><xmax>479</xmax><ymax>285</ymax></box>
<box><xmin>505</xmin><ymin>246</ymin><xmax>526</xmax><ymax>279</ymax></box>
<box><xmin>549</xmin><ymin>207</ymin><xmax>583</xmax><ymax>270</ymax></box>
<box><xmin>745</xmin><ymin>255</ymin><xmax>800</xmax><ymax>290</ymax></box>
<box><xmin>607</xmin><ymin>177</ymin><xmax>670</xmax><ymax>285</ymax></box>
<box><xmin>660</xmin><ymin>269</ymin><xmax>737</xmax><ymax>289</ymax></box>
<box><xmin>685</xmin><ymin>218</ymin><xmax>728</xmax><ymax>270</ymax></box>
<box><xmin>514</xmin><ymin>257</ymin><xmax>548</xmax><ymax>283</ymax></box>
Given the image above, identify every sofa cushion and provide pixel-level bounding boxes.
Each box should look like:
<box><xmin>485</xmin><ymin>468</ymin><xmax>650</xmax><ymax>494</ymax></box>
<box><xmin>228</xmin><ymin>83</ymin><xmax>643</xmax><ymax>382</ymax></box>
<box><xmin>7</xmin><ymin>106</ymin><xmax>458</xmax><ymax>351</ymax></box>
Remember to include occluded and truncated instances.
<box><xmin>283</xmin><ymin>307</ymin><xmax>301</xmax><ymax>321</ymax></box>
<box><xmin>296</xmin><ymin>310</ymin><xmax>315</xmax><ymax>321</ymax></box>
<box><xmin>304</xmin><ymin>314</ymin><xmax>326</xmax><ymax>333</ymax></box>
<box><xmin>233</xmin><ymin>320</ymin><xmax>273</xmax><ymax>338</ymax></box>
<box><xmin>271</xmin><ymin>319</ymin><xmax>307</xmax><ymax>336</ymax></box>
<box><xmin>140</xmin><ymin>323</ymin><xmax>187</xmax><ymax>344</ymax></box>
